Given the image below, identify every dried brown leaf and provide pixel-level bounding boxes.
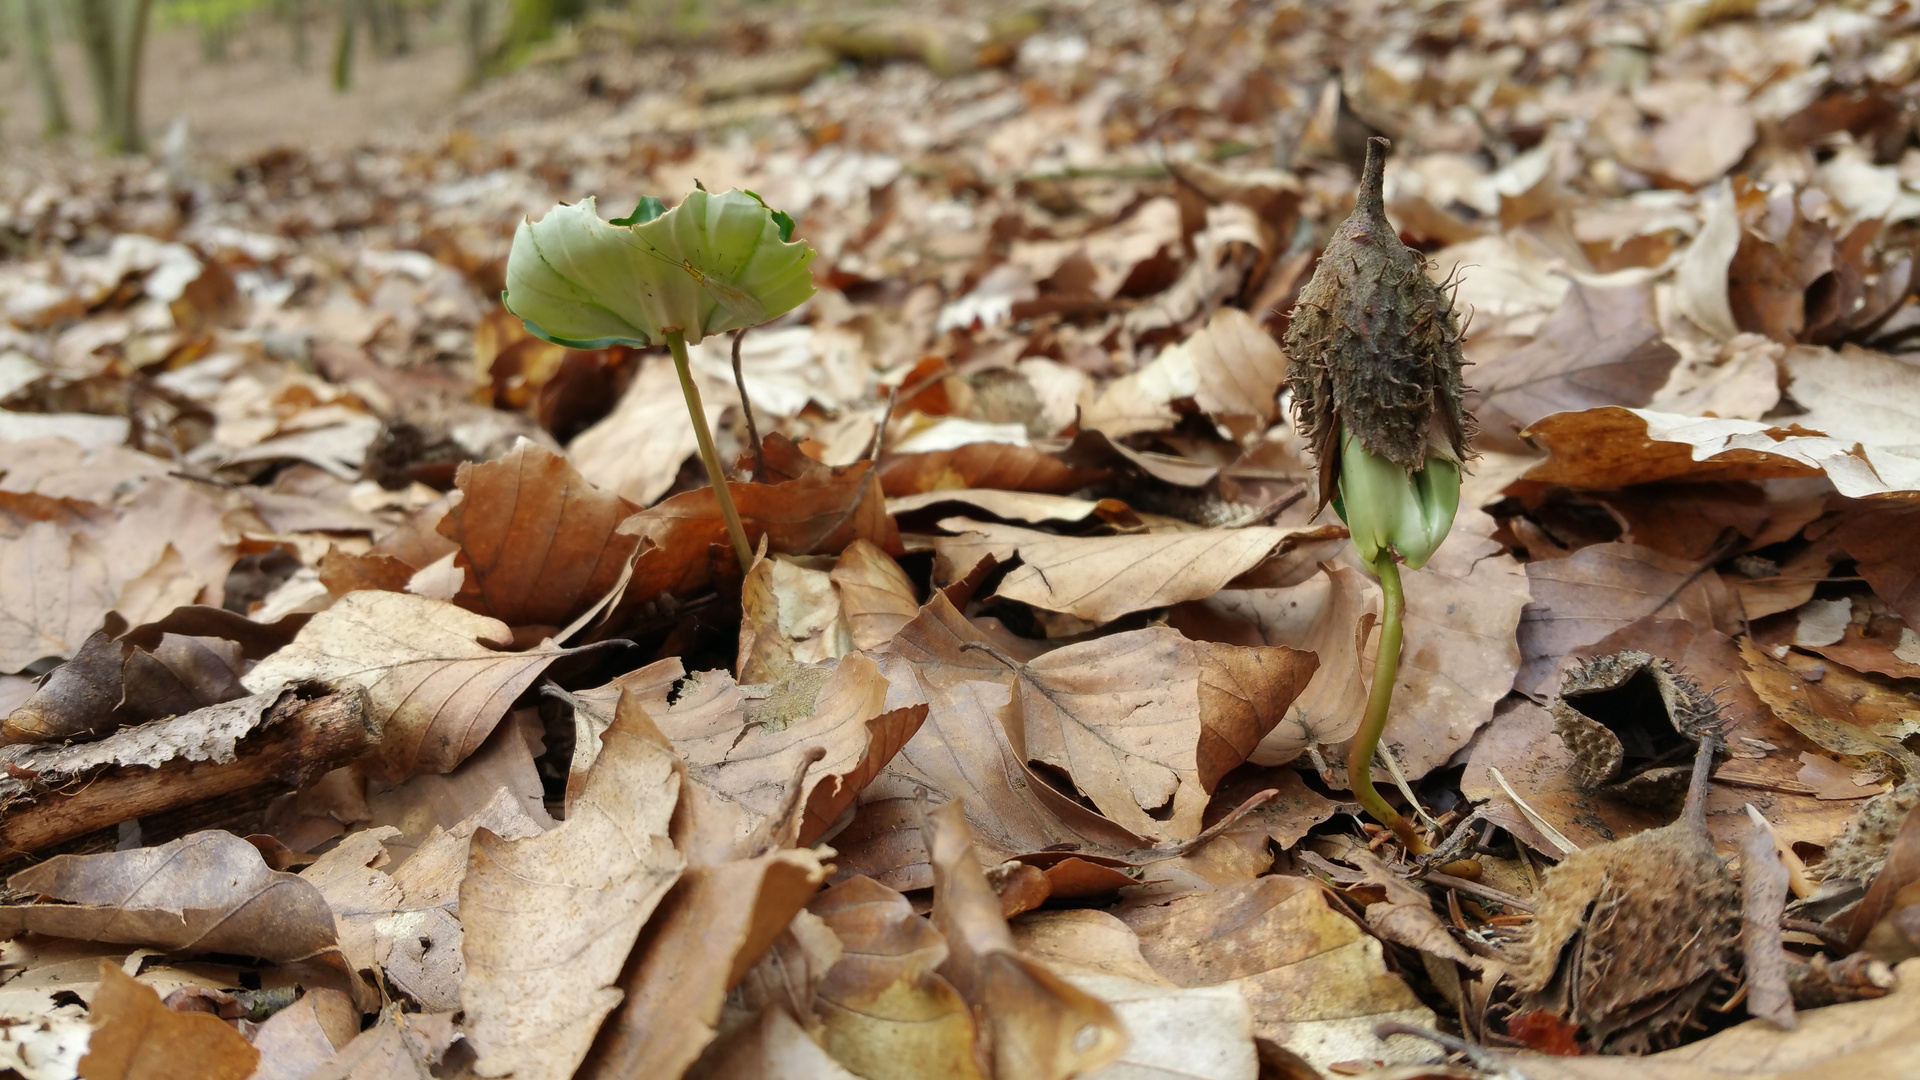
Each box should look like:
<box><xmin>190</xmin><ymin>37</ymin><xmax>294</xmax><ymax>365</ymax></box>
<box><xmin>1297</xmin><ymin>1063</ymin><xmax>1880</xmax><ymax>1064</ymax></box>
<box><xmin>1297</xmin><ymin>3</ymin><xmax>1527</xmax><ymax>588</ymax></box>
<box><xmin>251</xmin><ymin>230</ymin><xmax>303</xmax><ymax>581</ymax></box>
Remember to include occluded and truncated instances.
<box><xmin>79</xmin><ymin>961</ymin><xmax>258</xmax><ymax>1080</ymax></box>
<box><xmin>830</xmin><ymin>539</ymin><xmax>919</xmax><ymax>651</ymax></box>
<box><xmin>0</xmin><ymin>520</ymin><xmax>115</xmax><ymax>674</ymax></box>
<box><xmin>0</xmin><ymin>831</ymin><xmax>338</xmax><ymax>963</ymax></box>
<box><xmin>1119</xmin><ymin>875</ymin><xmax>1436</xmax><ymax>1072</ymax></box>
<box><xmin>438</xmin><ymin>441</ymin><xmax>642</xmax><ymax>629</ymax></box>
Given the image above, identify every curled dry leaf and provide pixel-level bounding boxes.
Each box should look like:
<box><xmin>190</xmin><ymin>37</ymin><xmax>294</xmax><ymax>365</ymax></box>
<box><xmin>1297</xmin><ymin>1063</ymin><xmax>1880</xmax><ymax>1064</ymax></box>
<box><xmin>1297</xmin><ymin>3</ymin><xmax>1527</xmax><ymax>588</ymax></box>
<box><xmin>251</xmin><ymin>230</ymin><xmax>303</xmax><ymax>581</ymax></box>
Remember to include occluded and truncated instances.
<box><xmin>7</xmin><ymin>622</ymin><xmax>246</xmax><ymax>744</ymax></box>
<box><xmin>924</xmin><ymin>800</ymin><xmax>1128</xmax><ymax>1080</ymax></box>
<box><xmin>458</xmin><ymin>689</ymin><xmax>684</xmax><ymax>1080</ymax></box>
<box><xmin>737</xmin><ymin>553</ymin><xmax>853</xmax><ymax>684</ymax></box>
<box><xmin>807</xmin><ymin>875</ymin><xmax>984</xmax><ymax>1080</ymax></box>
<box><xmin>932</xmin><ymin>517</ymin><xmax>1345</xmax><ymax>625</ymax></box>
<box><xmin>653</xmin><ymin>654</ymin><xmax>927</xmax><ymax>848</ymax></box>
<box><xmin>241</xmin><ymin>591</ymin><xmax>567</xmax><ymax>778</ymax></box>
<box><xmin>80</xmin><ymin>961</ymin><xmax>258</xmax><ymax>1080</ymax></box>
<box><xmin>437</xmin><ymin>441</ymin><xmax>642</xmax><ymax>630</ymax></box>
<box><xmin>1119</xmin><ymin>875</ymin><xmax>1436</xmax><ymax>1072</ymax></box>
<box><xmin>0</xmin><ymin>830</ymin><xmax>337</xmax><ymax>963</ymax></box>
<box><xmin>1524</xmin><ymin>406</ymin><xmax>1920</xmax><ymax>501</ymax></box>
<box><xmin>1083</xmin><ymin>306</ymin><xmax>1289</xmax><ymax>441</ymax></box>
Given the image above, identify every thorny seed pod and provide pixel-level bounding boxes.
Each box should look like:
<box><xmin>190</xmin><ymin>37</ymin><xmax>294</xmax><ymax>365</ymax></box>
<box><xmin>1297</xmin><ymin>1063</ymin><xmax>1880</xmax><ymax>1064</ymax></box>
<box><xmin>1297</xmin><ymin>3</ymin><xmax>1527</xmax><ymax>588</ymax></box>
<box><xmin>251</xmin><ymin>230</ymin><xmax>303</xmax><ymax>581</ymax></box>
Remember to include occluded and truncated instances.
<box><xmin>1285</xmin><ymin>136</ymin><xmax>1474</xmax><ymax>568</ymax></box>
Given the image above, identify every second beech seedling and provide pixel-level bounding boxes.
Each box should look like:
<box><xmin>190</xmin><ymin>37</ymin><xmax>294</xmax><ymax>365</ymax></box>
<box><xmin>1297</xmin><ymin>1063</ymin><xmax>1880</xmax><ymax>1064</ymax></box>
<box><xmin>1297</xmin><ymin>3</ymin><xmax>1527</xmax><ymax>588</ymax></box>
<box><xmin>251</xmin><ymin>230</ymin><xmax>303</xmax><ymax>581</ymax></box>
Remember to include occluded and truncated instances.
<box><xmin>501</xmin><ymin>186</ymin><xmax>816</xmax><ymax>572</ymax></box>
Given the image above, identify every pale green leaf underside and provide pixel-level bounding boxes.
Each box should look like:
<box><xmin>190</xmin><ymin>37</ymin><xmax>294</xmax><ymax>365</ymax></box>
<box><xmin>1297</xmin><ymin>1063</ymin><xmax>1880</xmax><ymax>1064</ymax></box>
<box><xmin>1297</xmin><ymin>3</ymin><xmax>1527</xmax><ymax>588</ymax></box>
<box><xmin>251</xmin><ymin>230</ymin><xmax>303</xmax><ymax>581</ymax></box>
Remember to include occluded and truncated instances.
<box><xmin>503</xmin><ymin>188</ymin><xmax>816</xmax><ymax>348</ymax></box>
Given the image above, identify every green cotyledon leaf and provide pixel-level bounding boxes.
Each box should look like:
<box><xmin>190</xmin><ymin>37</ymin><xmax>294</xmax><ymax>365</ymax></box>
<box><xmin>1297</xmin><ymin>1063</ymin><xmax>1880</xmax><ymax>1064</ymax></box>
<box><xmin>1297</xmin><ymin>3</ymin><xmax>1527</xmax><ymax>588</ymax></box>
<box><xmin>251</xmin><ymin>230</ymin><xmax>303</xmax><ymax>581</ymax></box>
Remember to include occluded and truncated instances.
<box><xmin>503</xmin><ymin>187</ymin><xmax>816</xmax><ymax>348</ymax></box>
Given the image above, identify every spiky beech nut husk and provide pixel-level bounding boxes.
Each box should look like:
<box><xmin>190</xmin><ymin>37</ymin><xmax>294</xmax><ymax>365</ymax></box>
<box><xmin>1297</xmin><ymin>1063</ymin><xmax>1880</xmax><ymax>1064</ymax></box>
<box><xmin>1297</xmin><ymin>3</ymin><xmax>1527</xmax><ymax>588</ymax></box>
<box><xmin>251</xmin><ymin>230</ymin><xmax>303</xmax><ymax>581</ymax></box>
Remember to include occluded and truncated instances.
<box><xmin>1285</xmin><ymin>136</ymin><xmax>1474</xmax><ymax>515</ymax></box>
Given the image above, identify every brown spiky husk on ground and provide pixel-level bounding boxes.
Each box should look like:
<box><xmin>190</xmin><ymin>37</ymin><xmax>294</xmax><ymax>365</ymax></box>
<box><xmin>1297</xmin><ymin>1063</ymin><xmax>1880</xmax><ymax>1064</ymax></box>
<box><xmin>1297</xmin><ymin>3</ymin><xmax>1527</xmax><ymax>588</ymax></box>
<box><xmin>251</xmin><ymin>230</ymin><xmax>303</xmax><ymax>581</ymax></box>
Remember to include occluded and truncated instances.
<box><xmin>1284</xmin><ymin>136</ymin><xmax>1475</xmax><ymax>513</ymax></box>
<box><xmin>1512</xmin><ymin>730</ymin><xmax>1741</xmax><ymax>1054</ymax></box>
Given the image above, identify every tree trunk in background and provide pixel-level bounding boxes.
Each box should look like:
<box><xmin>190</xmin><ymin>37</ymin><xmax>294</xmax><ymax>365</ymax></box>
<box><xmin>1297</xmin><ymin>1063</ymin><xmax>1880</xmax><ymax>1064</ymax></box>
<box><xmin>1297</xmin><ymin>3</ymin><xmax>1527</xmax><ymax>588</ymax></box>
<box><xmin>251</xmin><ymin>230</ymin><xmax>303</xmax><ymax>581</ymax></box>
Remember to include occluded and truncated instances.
<box><xmin>20</xmin><ymin>0</ymin><xmax>72</xmax><ymax>137</ymax></box>
<box><xmin>69</xmin><ymin>0</ymin><xmax>153</xmax><ymax>153</ymax></box>
<box><xmin>284</xmin><ymin>0</ymin><xmax>310</xmax><ymax>71</ymax></box>
<box><xmin>465</xmin><ymin>0</ymin><xmax>490</xmax><ymax>85</ymax></box>
<box><xmin>332</xmin><ymin>0</ymin><xmax>356</xmax><ymax>90</ymax></box>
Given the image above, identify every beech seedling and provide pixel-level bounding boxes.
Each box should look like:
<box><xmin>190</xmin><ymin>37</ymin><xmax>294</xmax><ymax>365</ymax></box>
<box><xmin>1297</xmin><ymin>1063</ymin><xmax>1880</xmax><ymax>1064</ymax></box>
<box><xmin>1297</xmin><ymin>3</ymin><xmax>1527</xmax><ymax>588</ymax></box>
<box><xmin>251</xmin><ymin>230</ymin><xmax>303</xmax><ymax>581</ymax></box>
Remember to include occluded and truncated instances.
<box><xmin>502</xmin><ymin>186</ymin><xmax>816</xmax><ymax>571</ymax></box>
<box><xmin>1285</xmin><ymin>136</ymin><xmax>1475</xmax><ymax>853</ymax></box>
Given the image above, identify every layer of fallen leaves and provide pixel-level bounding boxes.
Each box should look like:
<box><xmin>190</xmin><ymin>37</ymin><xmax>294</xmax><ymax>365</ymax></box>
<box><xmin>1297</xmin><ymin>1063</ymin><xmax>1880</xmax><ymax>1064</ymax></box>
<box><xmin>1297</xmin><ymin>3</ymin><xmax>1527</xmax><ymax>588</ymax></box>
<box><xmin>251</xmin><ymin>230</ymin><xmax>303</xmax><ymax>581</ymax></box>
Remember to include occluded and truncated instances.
<box><xmin>3</xmin><ymin>0</ymin><xmax>1920</xmax><ymax>1078</ymax></box>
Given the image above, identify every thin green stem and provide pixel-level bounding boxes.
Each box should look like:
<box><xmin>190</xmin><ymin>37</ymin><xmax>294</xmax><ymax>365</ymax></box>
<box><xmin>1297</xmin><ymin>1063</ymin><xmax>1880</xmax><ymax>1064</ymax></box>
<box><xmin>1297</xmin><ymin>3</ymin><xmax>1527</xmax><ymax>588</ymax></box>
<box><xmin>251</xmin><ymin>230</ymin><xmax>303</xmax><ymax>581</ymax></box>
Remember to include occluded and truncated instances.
<box><xmin>667</xmin><ymin>330</ymin><xmax>754</xmax><ymax>574</ymax></box>
<box><xmin>1349</xmin><ymin>552</ymin><xmax>1429</xmax><ymax>853</ymax></box>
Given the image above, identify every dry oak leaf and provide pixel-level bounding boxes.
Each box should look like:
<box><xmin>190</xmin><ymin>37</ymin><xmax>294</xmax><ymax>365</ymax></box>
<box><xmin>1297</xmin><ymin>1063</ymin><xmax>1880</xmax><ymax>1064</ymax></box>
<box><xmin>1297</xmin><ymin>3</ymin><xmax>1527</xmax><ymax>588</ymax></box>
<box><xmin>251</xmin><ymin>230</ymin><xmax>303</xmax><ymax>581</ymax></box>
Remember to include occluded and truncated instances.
<box><xmin>458</xmin><ymin>688</ymin><xmax>684</xmax><ymax>1080</ymax></box>
<box><xmin>241</xmin><ymin>591</ymin><xmax>566</xmax><ymax>778</ymax></box>
<box><xmin>618</xmin><ymin>461</ymin><xmax>900</xmax><ymax>604</ymax></box>
<box><xmin>925</xmin><ymin>800</ymin><xmax>1128</xmax><ymax>1080</ymax></box>
<box><xmin>0</xmin><ymin>831</ymin><xmax>337</xmax><ymax>963</ymax></box>
<box><xmin>8</xmin><ymin>622</ymin><xmax>246</xmax><ymax>744</ymax></box>
<box><xmin>0</xmin><ymin>520</ymin><xmax>115</xmax><ymax>674</ymax></box>
<box><xmin>808</xmin><ymin>875</ymin><xmax>985</xmax><ymax>1080</ymax></box>
<box><xmin>1523</xmin><ymin>407</ymin><xmax>1920</xmax><ymax>501</ymax></box>
<box><xmin>1468</xmin><ymin>280</ymin><xmax>1680</xmax><ymax>452</ymax></box>
<box><xmin>653</xmin><ymin>654</ymin><xmax>928</xmax><ymax>849</ymax></box>
<box><xmin>1119</xmin><ymin>875</ymin><xmax>1436</xmax><ymax>1072</ymax></box>
<box><xmin>932</xmin><ymin>518</ymin><xmax>1342</xmax><ymax>625</ymax></box>
<box><xmin>247</xmin><ymin>988</ymin><xmax>356</xmax><ymax>1080</ymax></box>
<box><xmin>79</xmin><ymin>961</ymin><xmax>258</xmax><ymax>1080</ymax></box>
<box><xmin>303</xmin><ymin>1014</ymin><xmax>437</xmax><ymax>1080</ymax></box>
<box><xmin>437</xmin><ymin>441</ymin><xmax>641</xmax><ymax>630</ymax></box>
<box><xmin>1517</xmin><ymin>541</ymin><xmax>1740</xmax><ymax>696</ymax></box>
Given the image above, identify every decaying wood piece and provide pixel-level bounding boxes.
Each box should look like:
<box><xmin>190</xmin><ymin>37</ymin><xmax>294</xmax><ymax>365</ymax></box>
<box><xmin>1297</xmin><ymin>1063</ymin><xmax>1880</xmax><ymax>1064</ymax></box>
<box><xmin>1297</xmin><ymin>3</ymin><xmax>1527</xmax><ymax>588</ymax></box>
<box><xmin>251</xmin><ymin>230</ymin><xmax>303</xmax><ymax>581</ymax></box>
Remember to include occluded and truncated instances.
<box><xmin>0</xmin><ymin>686</ymin><xmax>376</xmax><ymax>860</ymax></box>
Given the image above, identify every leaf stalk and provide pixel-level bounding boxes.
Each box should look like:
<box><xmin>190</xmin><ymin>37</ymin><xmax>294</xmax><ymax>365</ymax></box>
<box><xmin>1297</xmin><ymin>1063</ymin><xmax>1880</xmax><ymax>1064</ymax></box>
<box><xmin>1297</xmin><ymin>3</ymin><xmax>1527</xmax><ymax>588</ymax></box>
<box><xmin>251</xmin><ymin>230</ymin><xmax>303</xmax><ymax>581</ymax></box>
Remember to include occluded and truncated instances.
<box><xmin>1349</xmin><ymin>551</ymin><xmax>1430</xmax><ymax>854</ymax></box>
<box><xmin>667</xmin><ymin>329</ymin><xmax>754</xmax><ymax>573</ymax></box>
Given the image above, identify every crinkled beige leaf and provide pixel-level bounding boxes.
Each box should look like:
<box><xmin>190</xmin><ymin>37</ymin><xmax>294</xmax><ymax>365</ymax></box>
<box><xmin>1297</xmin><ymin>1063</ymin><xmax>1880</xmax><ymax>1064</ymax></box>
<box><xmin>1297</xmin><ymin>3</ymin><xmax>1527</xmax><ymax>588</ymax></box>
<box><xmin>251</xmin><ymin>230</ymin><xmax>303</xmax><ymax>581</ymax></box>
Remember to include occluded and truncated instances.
<box><xmin>241</xmin><ymin>591</ymin><xmax>566</xmax><ymax>778</ymax></box>
<box><xmin>737</xmin><ymin>553</ymin><xmax>852</xmax><ymax>684</ymax></box>
<box><xmin>690</xmin><ymin>1005</ymin><xmax>862</xmax><ymax>1080</ymax></box>
<box><xmin>656</xmin><ymin>654</ymin><xmax>927</xmax><ymax>847</ymax></box>
<box><xmin>1120</xmin><ymin>875</ymin><xmax>1435</xmax><ymax>1072</ymax></box>
<box><xmin>458</xmin><ymin>692</ymin><xmax>684</xmax><ymax>1080</ymax></box>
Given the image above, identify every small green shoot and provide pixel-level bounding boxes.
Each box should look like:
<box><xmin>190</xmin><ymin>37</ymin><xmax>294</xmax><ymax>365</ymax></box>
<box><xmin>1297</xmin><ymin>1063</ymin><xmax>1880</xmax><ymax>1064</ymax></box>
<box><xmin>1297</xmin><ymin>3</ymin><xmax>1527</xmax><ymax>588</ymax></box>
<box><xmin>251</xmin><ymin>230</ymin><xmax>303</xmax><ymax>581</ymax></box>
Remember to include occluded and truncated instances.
<box><xmin>503</xmin><ymin>187</ymin><xmax>816</xmax><ymax>573</ymax></box>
